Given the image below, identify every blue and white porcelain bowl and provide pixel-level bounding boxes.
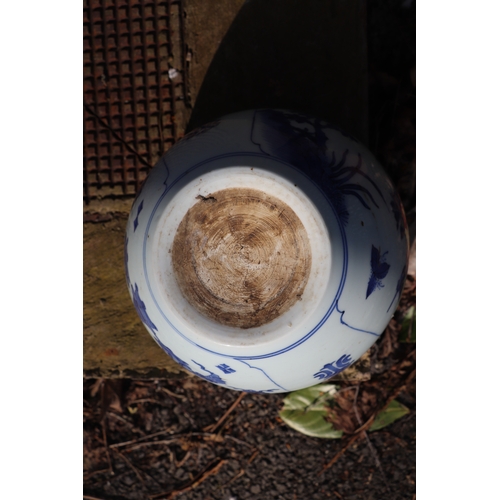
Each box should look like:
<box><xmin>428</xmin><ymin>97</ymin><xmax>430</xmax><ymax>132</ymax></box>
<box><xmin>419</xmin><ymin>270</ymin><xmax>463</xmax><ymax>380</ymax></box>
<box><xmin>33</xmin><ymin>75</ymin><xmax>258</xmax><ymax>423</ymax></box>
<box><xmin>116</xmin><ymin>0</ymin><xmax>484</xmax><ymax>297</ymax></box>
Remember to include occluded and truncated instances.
<box><xmin>125</xmin><ymin>109</ymin><xmax>409</xmax><ymax>393</ymax></box>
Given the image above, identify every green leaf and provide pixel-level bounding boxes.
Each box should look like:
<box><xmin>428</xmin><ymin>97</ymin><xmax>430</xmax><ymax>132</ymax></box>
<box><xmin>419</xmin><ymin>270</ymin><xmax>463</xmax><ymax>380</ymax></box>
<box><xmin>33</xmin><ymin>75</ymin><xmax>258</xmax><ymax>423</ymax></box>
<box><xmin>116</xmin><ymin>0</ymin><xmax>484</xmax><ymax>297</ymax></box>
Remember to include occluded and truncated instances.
<box><xmin>281</xmin><ymin>384</ymin><xmax>337</xmax><ymax>411</ymax></box>
<box><xmin>399</xmin><ymin>306</ymin><xmax>416</xmax><ymax>343</ymax></box>
<box><xmin>279</xmin><ymin>384</ymin><xmax>343</xmax><ymax>439</ymax></box>
<box><xmin>369</xmin><ymin>400</ymin><xmax>410</xmax><ymax>432</ymax></box>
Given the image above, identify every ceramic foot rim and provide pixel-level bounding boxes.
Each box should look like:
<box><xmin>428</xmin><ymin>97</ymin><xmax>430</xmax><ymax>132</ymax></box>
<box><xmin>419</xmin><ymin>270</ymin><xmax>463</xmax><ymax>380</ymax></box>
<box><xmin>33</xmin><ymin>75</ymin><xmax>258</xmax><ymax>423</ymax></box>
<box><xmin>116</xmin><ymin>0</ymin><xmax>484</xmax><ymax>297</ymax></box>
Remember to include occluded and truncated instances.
<box><xmin>172</xmin><ymin>187</ymin><xmax>312</xmax><ymax>329</ymax></box>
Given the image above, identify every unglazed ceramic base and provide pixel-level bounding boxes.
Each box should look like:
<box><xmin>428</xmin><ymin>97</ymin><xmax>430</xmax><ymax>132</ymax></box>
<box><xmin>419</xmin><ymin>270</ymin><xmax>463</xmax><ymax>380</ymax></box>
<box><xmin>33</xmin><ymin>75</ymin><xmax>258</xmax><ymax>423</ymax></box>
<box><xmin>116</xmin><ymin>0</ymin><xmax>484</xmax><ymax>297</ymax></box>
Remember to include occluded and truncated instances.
<box><xmin>125</xmin><ymin>109</ymin><xmax>409</xmax><ymax>393</ymax></box>
<box><xmin>172</xmin><ymin>187</ymin><xmax>312</xmax><ymax>329</ymax></box>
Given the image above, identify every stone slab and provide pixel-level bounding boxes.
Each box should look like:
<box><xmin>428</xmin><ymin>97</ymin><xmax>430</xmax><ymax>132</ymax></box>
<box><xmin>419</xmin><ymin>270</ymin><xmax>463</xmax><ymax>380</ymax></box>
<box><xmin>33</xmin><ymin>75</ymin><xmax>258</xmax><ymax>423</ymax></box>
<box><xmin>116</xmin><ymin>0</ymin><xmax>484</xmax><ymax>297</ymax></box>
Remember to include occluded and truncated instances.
<box><xmin>84</xmin><ymin>215</ymin><xmax>184</xmax><ymax>378</ymax></box>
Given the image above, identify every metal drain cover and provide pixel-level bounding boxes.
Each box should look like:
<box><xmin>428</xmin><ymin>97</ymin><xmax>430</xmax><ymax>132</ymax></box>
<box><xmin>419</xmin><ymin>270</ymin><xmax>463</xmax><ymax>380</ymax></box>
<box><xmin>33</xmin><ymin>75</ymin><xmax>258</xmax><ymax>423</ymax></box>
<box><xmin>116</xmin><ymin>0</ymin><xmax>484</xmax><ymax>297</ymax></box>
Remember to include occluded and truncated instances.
<box><xmin>83</xmin><ymin>0</ymin><xmax>187</xmax><ymax>204</ymax></box>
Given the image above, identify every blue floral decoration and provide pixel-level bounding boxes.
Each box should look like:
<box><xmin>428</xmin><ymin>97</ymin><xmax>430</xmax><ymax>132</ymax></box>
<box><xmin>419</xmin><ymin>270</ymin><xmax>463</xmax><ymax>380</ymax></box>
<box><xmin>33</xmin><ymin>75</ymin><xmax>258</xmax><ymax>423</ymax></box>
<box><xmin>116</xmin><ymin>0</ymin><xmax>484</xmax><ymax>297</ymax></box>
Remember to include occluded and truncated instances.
<box><xmin>155</xmin><ymin>339</ymin><xmax>192</xmax><ymax>373</ymax></box>
<box><xmin>179</xmin><ymin>120</ymin><xmax>221</xmax><ymax>143</ymax></box>
<box><xmin>133</xmin><ymin>200</ymin><xmax>144</xmax><ymax>232</ymax></box>
<box><xmin>251</xmin><ymin>109</ymin><xmax>384</xmax><ymax>225</ymax></box>
<box><xmin>314</xmin><ymin>354</ymin><xmax>353</xmax><ymax>380</ymax></box>
<box><xmin>131</xmin><ymin>283</ymin><xmax>158</xmax><ymax>333</ymax></box>
<box><xmin>130</xmin><ymin>289</ymin><xmax>228</xmax><ymax>386</ymax></box>
<box><xmin>153</xmin><ymin>340</ymin><xmax>231</xmax><ymax>388</ymax></box>
<box><xmin>124</xmin><ymin>236</ymin><xmax>130</xmax><ymax>290</ymax></box>
<box><xmin>192</xmin><ymin>361</ymin><xmax>226</xmax><ymax>385</ymax></box>
<box><xmin>150</xmin><ymin>332</ymin><xmax>230</xmax><ymax>385</ymax></box>
<box><xmin>216</xmin><ymin>364</ymin><xmax>236</xmax><ymax>374</ymax></box>
<box><xmin>366</xmin><ymin>245</ymin><xmax>391</xmax><ymax>299</ymax></box>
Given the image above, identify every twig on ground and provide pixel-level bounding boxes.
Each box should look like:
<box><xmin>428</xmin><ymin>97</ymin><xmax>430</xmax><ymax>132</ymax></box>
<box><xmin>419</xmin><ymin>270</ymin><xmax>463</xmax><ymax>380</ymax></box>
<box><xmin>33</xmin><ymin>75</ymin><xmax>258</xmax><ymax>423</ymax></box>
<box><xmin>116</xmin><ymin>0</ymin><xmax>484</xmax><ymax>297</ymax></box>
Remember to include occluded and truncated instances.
<box><xmin>83</xmin><ymin>496</ymin><xmax>107</xmax><ymax>500</ymax></box>
<box><xmin>362</xmin><ymin>430</ymin><xmax>385</xmax><ymax>476</ymax></box>
<box><xmin>112</xmin><ymin>448</ymin><xmax>145</xmax><ymax>485</ymax></box>
<box><xmin>215</xmin><ymin>413</ymin><xmax>236</xmax><ymax>435</ymax></box>
<box><xmin>351</xmin><ymin>384</ymin><xmax>388</xmax><ymax>484</ymax></box>
<box><xmin>101</xmin><ymin>417</ymin><xmax>114</xmax><ymax>475</ymax></box>
<box><xmin>351</xmin><ymin>384</ymin><xmax>361</xmax><ymax>423</ymax></box>
<box><xmin>247</xmin><ymin>448</ymin><xmax>260</xmax><ymax>464</ymax></box>
<box><xmin>160</xmin><ymin>387</ymin><xmax>187</xmax><ymax>400</ymax></box>
<box><xmin>89</xmin><ymin>378</ymin><xmax>104</xmax><ymax>398</ymax></box>
<box><xmin>319</xmin><ymin>367</ymin><xmax>416</xmax><ymax>475</ymax></box>
<box><xmin>83</xmin><ymin>468</ymin><xmax>110</xmax><ymax>481</ymax></box>
<box><xmin>111</xmin><ymin>431</ymin><xmax>251</xmax><ymax>453</ymax></box>
<box><xmin>110</xmin><ymin>429</ymin><xmax>175</xmax><ymax>449</ymax></box>
<box><xmin>149</xmin><ymin>458</ymin><xmax>227</xmax><ymax>499</ymax></box>
<box><xmin>204</xmin><ymin>392</ymin><xmax>247</xmax><ymax>433</ymax></box>
<box><xmin>107</xmin><ymin>411</ymin><xmax>146</xmax><ymax>435</ymax></box>
<box><xmin>128</xmin><ymin>398</ymin><xmax>159</xmax><ymax>405</ymax></box>
<box><xmin>120</xmin><ymin>438</ymin><xmax>186</xmax><ymax>452</ymax></box>
<box><xmin>110</xmin><ymin>430</ymin><xmax>211</xmax><ymax>450</ymax></box>
<box><xmin>221</xmin><ymin>468</ymin><xmax>245</xmax><ymax>488</ymax></box>
<box><xmin>219</xmin><ymin>434</ymin><xmax>253</xmax><ymax>449</ymax></box>
<box><xmin>175</xmin><ymin>450</ymin><xmax>191</xmax><ymax>468</ymax></box>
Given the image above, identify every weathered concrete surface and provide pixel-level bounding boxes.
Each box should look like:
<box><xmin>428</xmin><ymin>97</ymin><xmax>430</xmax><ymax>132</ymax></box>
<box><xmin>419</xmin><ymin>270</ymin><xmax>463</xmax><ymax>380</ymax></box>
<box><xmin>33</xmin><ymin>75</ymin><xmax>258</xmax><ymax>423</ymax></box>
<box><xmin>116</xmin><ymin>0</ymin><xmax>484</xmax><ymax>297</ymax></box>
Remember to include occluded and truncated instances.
<box><xmin>84</xmin><ymin>215</ymin><xmax>183</xmax><ymax>378</ymax></box>
<box><xmin>84</xmin><ymin>0</ymin><xmax>370</xmax><ymax>379</ymax></box>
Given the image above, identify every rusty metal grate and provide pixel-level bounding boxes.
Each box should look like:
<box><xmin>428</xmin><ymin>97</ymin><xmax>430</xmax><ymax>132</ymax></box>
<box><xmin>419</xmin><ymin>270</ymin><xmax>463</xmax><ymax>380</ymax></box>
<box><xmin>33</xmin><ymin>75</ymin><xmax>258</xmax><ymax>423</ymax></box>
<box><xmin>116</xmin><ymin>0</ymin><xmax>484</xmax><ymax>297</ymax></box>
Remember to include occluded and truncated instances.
<box><xmin>83</xmin><ymin>0</ymin><xmax>187</xmax><ymax>204</ymax></box>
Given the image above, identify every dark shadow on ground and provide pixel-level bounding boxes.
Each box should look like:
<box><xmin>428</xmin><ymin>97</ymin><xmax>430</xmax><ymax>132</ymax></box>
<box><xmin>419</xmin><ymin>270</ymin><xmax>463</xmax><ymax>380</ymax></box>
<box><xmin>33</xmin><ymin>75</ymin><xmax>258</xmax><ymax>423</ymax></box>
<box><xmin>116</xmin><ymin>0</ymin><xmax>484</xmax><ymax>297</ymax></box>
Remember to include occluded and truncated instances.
<box><xmin>187</xmin><ymin>0</ymin><xmax>369</xmax><ymax>145</ymax></box>
<box><xmin>366</xmin><ymin>0</ymin><xmax>416</xmax><ymax>213</ymax></box>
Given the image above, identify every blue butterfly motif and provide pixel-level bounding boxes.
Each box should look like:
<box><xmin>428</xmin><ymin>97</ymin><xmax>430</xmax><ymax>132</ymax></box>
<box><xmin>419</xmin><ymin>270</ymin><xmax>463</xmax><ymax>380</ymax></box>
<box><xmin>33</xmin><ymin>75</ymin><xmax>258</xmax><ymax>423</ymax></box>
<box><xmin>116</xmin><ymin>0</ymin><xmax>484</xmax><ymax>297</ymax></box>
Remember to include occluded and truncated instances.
<box><xmin>366</xmin><ymin>245</ymin><xmax>391</xmax><ymax>299</ymax></box>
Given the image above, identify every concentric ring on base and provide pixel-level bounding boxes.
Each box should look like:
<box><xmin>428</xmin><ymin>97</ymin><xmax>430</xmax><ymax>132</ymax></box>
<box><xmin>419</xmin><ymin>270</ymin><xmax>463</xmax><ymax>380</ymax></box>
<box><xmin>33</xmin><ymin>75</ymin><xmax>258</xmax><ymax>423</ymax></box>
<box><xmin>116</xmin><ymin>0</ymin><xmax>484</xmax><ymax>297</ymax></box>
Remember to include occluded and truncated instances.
<box><xmin>172</xmin><ymin>188</ymin><xmax>312</xmax><ymax>329</ymax></box>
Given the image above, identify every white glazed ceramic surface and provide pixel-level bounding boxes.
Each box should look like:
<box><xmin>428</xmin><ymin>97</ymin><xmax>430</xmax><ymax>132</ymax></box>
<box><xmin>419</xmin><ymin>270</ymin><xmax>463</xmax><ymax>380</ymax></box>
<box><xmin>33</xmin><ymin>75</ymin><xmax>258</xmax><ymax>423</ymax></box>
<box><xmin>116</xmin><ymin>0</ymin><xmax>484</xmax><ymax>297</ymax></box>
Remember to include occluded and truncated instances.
<box><xmin>125</xmin><ymin>109</ymin><xmax>409</xmax><ymax>393</ymax></box>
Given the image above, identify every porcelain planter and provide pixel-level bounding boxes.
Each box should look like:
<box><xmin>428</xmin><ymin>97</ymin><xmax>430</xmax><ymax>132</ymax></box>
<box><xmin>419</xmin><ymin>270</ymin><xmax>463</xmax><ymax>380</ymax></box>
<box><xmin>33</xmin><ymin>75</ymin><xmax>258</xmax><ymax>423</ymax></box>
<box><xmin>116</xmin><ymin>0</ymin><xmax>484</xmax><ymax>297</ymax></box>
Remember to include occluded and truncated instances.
<box><xmin>125</xmin><ymin>109</ymin><xmax>409</xmax><ymax>393</ymax></box>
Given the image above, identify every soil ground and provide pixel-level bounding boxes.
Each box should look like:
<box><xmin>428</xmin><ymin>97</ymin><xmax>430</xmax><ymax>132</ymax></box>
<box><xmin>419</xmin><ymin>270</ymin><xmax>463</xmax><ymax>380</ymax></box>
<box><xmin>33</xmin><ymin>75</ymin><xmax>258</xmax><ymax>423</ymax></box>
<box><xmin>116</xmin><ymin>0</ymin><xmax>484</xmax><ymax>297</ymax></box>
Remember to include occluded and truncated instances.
<box><xmin>84</xmin><ymin>1</ymin><xmax>416</xmax><ymax>498</ymax></box>
<box><xmin>84</xmin><ymin>374</ymin><xmax>415</xmax><ymax>500</ymax></box>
